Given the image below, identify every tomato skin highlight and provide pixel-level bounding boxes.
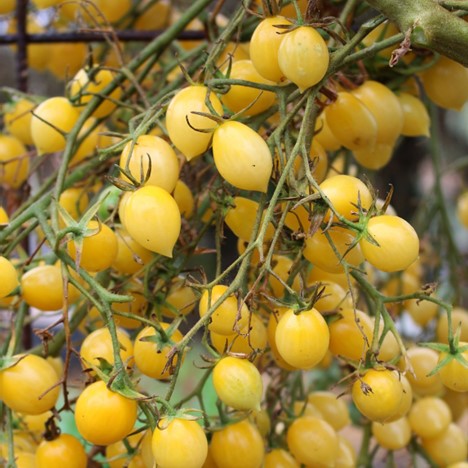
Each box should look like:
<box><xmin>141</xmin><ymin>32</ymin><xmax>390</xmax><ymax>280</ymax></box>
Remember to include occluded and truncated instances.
<box><xmin>212</xmin><ymin>121</ymin><xmax>272</xmax><ymax>193</ymax></box>
<box><xmin>75</xmin><ymin>380</ymin><xmax>138</xmax><ymax>446</ymax></box>
<box><xmin>0</xmin><ymin>354</ymin><xmax>60</xmax><ymax>415</ymax></box>
<box><xmin>151</xmin><ymin>418</ymin><xmax>208</xmax><ymax>468</ymax></box>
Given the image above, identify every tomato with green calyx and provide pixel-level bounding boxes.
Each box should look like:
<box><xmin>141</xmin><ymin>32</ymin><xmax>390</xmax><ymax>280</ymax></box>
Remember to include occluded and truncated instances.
<box><xmin>0</xmin><ymin>134</ymin><xmax>29</xmax><ymax>189</ymax></box>
<box><xmin>319</xmin><ymin>174</ymin><xmax>373</xmax><ymax>222</ymax></box>
<box><xmin>69</xmin><ymin>66</ymin><xmax>122</xmax><ymax>118</ymax></box>
<box><xmin>119</xmin><ymin>135</ymin><xmax>180</xmax><ymax>193</ymax></box>
<box><xmin>213</xmin><ymin>356</ymin><xmax>263</xmax><ymax>411</ymax></box>
<box><xmin>438</xmin><ymin>344</ymin><xmax>468</xmax><ymax>392</ymax></box>
<box><xmin>152</xmin><ymin>417</ymin><xmax>208</xmax><ymax>468</ymax></box>
<box><xmin>287</xmin><ymin>416</ymin><xmax>338</xmax><ymax>467</ymax></box>
<box><xmin>0</xmin><ymin>354</ymin><xmax>59</xmax><ymax>415</ymax></box>
<box><xmin>360</xmin><ymin>215</ymin><xmax>419</xmax><ymax>272</ymax></box>
<box><xmin>68</xmin><ymin>220</ymin><xmax>118</xmax><ymax>272</ymax></box>
<box><xmin>436</xmin><ymin>307</ymin><xmax>468</xmax><ymax>344</ymax></box>
<box><xmin>58</xmin><ymin>187</ymin><xmax>89</xmax><ymax>221</ymax></box>
<box><xmin>352</xmin><ymin>368</ymin><xmax>404</xmax><ymax>423</ymax></box>
<box><xmin>278</xmin><ymin>26</ymin><xmax>329</xmax><ymax>92</ymax></box>
<box><xmin>123</xmin><ymin>185</ymin><xmax>181</xmax><ymax>257</ymax></box>
<box><xmin>212</xmin><ymin>121</ymin><xmax>272</xmax><ymax>193</ymax></box>
<box><xmin>198</xmin><ymin>285</ymin><xmax>249</xmax><ymax>336</ymax></box>
<box><xmin>75</xmin><ymin>380</ymin><xmax>137</xmax><ymax>446</ymax></box>
<box><xmin>80</xmin><ymin>327</ymin><xmax>134</xmax><ymax>372</ymax></box>
<box><xmin>275</xmin><ymin>307</ymin><xmax>329</xmax><ymax>369</ymax></box>
<box><xmin>166</xmin><ymin>85</ymin><xmax>223</xmax><ymax>161</ymax></box>
<box><xmin>210</xmin><ymin>419</ymin><xmax>264</xmax><ymax>468</ymax></box>
<box><xmin>30</xmin><ymin>97</ymin><xmax>80</xmax><ymax>155</ymax></box>
<box><xmin>133</xmin><ymin>324</ymin><xmax>183</xmax><ymax>380</ymax></box>
<box><xmin>36</xmin><ymin>434</ymin><xmax>87</xmax><ymax>468</ymax></box>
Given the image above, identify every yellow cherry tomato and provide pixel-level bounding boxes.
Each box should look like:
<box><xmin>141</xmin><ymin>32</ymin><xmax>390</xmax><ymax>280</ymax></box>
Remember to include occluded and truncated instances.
<box><xmin>0</xmin><ymin>354</ymin><xmax>60</xmax><ymax>415</ymax></box>
<box><xmin>286</xmin><ymin>416</ymin><xmax>338</xmax><ymax>467</ymax></box>
<box><xmin>264</xmin><ymin>448</ymin><xmax>299</xmax><ymax>468</ymax></box>
<box><xmin>213</xmin><ymin>356</ymin><xmax>263</xmax><ymax>411</ymax></box>
<box><xmin>397</xmin><ymin>92</ymin><xmax>430</xmax><ymax>137</ymax></box>
<box><xmin>352</xmin><ymin>369</ymin><xmax>404</xmax><ymax>423</ymax></box>
<box><xmin>173</xmin><ymin>180</ymin><xmax>195</xmax><ymax>218</ymax></box>
<box><xmin>68</xmin><ymin>220</ymin><xmax>118</xmax><ymax>272</ymax></box>
<box><xmin>0</xmin><ymin>134</ymin><xmax>29</xmax><ymax>188</ymax></box>
<box><xmin>69</xmin><ymin>67</ymin><xmax>122</xmax><ymax>118</ymax></box>
<box><xmin>166</xmin><ymin>85</ymin><xmax>223</xmax><ymax>161</ymax></box>
<box><xmin>59</xmin><ymin>187</ymin><xmax>89</xmax><ymax>221</ymax></box>
<box><xmin>3</xmin><ymin>98</ymin><xmax>35</xmax><ymax>145</ymax></box>
<box><xmin>404</xmin><ymin>347</ymin><xmax>443</xmax><ymax>396</ymax></box>
<box><xmin>221</xmin><ymin>60</ymin><xmax>276</xmax><ymax>116</ymax></box>
<box><xmin>152</xmin><ymin>417</ymin><xmax>208</xmax><ymax>468</ymax></box>
<box><xmin>112</xmin><ymin>228</ymin><xmax>153</xmax><ymax>275</ymax></box>
<box><xmin>212</xmin><ymin>121</ymin><xmax>272</xmax><ymax>193</ymax></box>
<box><xmin>307</xmin><ymin>391</ymin><xmax>351</xmax><ymax>431</ymax></box>
<box><xmin>210</xmin><ymin>419</ymin><xmax>264</xmax><ymax>468</ymax></box>
<box><xmin>352</xmin><ymin>142</ymin><xmax>395</xmax><ymax>170</ymax></box>
<box><xmin>0</xmin><ymin>256</ymin><xmax>18</xmax><ymax>298</ymax></box>
<box><xmin>436</xmin><ymin>307</ymin><xmax>468</xmax><ymax>344</ymax></box>
<box><xmin>372</xmin><ymin>417</ymin><xmax>411</xmax><ymax>451</ymax></box>
<box><xmin>80</xmin><ymin>327</ymin><xmax>134</xmax><ymax>371</ymax></box>
<box><xmin>438</xmin><ymin>345</ymin><xmax>468</xmax><ymax>392</ymax></box>
<box><xmin>134</xmin><ymin>324</ymin><xmax>183</xmax><ymax>380</ymax></box>
<box><xmin>278</xmin><ymin>26</ymin><xmax>329</xmax><ymax>92</ymax></box>
<box><xmin>119</xmin><ymin>135</ymin><xmax>180</xmax><ymax>192</ymax></box>
<box><xmin>198</xmin><ymin>285</ymin><xmax>249</xmax><ymax>336</ymax></box>
<box><xmin>250</xmin><ymin>16</ymin><xmax>292</xmax><ymax>83</ymax></box>
<box><xmin>75</xmin><ymin>380</ymin><xmax>138</xmax><ymax>446</ymax></box>
<box><xmin>360</xmin><ymin>215</ymin><xmax>420</xmax><ymax>272</ymax></box>
<box><xmin>325</xmin><ymin>92</ymin><xmax>378</xmax><ymax>151</ymax></box>
<box><xmin>21</xmin><ymin>264</ymin><xmax>80</xmax><ymax>311</ymax></box>
<box><xmin>36</xmin><ymin>433</ymin><xmax>87</xmax><ymax>468</ymax></box>
<box><xmin>408</xmin><ymin>396</ymin><xmax>452</xmax><ymax>438</ymax></box>
<box><xmin>31</xmin><ymin>97</ymin><xmax>80</xmax><ymax>155</ymax></box>
<box><xmin>123</xmin><ymin>185</ymin><xmax>181</xmax><ymax>258</ymax></box>
<box><xmin>275</xmin><ymin>307</ymin><xmax>329</xmax><ymax>369</ymax></box>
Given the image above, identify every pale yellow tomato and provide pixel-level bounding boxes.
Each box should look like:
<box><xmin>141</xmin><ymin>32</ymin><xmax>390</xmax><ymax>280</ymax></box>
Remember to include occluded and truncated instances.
<box><xmin>0</xmin><ymin>134</ymin><xmax>29</xmax><ymax>188</ymax></box>
<box><xmin>119</xmin><ymin>135</ymin><xmax>180</xmax><ymax>192</ymax></box>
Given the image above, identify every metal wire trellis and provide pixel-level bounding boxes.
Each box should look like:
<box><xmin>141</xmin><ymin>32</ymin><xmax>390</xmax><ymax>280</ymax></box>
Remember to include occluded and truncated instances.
<box><xmin>0</xmin><ymin>0</ymin><xmax>207</xmax><ymax>91</ymax></box>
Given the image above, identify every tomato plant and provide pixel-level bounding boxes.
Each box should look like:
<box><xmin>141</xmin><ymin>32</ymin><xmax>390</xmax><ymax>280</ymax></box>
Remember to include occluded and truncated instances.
<box><xmin>1</xmin><ymin>0</ymin><xmax>468</xmax><ymax>466</ymax></box>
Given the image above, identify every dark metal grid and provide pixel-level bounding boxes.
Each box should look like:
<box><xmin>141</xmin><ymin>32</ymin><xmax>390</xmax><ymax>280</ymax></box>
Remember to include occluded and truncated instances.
<box><xmin>0</xmin><ymin>0</ymin><xmax>207</xmax><ymax>91</ymax></box>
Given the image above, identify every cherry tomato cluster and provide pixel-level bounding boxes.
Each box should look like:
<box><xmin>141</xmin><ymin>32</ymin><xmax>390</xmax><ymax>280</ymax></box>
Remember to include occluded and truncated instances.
<box><xmin>1</xmin><ymin>0</ymin><xmax>468</xmax><ymax>467</ymax></box>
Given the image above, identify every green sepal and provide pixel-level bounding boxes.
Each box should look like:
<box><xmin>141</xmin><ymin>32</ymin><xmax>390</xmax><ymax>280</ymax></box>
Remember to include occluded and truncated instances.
<box><xmin>0</xmin><ymin>354</ymin><xmax>25</xmax><ymax>371</ymax></box>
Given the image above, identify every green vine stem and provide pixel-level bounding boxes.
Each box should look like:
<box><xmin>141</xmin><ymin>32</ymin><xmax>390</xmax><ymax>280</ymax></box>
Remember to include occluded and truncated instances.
<box><xmin>366</xmin><ymin>0</ymin><xmax>468</xmax><ymax>66</ymax></box>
